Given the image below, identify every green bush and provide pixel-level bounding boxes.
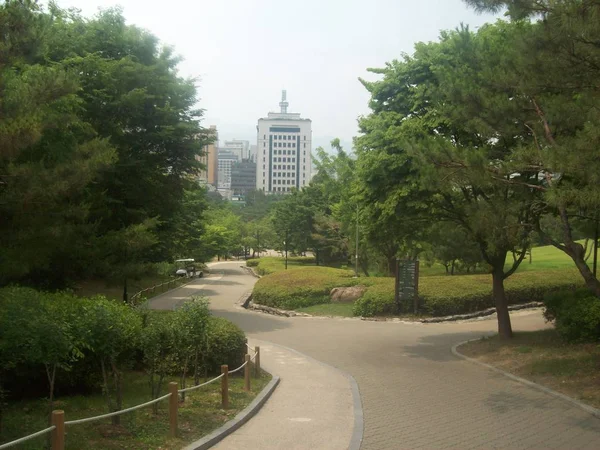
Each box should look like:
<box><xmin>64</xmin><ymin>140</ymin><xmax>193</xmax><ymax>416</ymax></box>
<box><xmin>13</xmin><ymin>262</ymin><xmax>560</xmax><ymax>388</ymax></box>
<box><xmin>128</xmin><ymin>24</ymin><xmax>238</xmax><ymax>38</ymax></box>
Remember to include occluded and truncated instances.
<box><xmin>353</xmin><ymin>268</ymin><xmax>583</xmax><ymax>317</ymax></box>
<box><xmin>252</xmin><ymin>266</ymin><xmax>357</xmax><ymax>309</ymax></box>
<box><xmin>352</xmin><ymin>279</ymin><xmax>396</xmax><ymax>317</ymax></box>
<box><xmin>246</xmin><ymin>256</ymin><xmax>316</xmax><ymax>275</ymax></box>
<box><xmin>205</xmin><ymin>316</ymin><xmax>247</xmax><ymax>373</ymax></box>
<box><xmin>544</xmin><ymin>289</ymin><xmax>600</xmax><ymax>342</ymax></box>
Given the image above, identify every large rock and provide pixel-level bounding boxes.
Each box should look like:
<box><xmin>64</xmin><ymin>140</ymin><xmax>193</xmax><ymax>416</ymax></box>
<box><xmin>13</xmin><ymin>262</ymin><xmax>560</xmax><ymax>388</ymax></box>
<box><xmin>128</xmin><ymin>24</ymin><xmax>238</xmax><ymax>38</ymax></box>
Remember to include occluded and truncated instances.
<box><xmin>330</xmin><ymin>286</ymin><xmax>366</xmax><ymax>303</ymax></box>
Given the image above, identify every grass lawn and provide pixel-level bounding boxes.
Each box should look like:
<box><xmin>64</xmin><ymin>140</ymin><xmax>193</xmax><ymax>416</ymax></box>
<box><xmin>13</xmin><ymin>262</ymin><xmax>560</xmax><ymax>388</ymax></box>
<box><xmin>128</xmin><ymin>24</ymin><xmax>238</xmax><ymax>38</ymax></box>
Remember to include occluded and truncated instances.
<box><xmin>1</xmin><ymin>370</ymin><xmax>271</xmax><ymax>450</ymax></box>
<box><xmin>296</xmin><ymin>303</ymin><xmax>355</xmax><ymax>317</ymax></box>
<box><xmin>459</xmin><ymin>329</ymin><xmax>600</xmax><ymax>409</ymax></box>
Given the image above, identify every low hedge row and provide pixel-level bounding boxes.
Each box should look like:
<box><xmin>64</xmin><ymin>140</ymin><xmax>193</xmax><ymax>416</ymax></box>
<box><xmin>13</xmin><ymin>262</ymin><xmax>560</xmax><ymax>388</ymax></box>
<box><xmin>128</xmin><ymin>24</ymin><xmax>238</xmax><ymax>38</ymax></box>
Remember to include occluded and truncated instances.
<box><xmin>353</xmin><ymin>268</ymin><xmax>583</xmax><ymax>317</ymax></box>
<box><xmin>250</xmin><ymin>262</ymin><xmax>584</xmax><ymax>317</ymax></box>
<box><xmin>246</xmin><ymin>256</ymin><xmax>316</xmax><ymax>275</ymax></box>
<box><xmin>252</xmin><ymin>266</ymin><xmax>357</xmax><ymax>309</ymax></box>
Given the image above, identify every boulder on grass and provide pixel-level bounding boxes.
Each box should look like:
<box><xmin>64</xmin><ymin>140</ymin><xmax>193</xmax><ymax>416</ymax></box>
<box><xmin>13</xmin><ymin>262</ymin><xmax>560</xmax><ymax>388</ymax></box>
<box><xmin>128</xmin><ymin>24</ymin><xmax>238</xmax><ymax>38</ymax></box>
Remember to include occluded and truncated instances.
<box><xmin>330</xmin><ymin>286</ymin><xmax>366</xmax><ymax>303</ymax></box>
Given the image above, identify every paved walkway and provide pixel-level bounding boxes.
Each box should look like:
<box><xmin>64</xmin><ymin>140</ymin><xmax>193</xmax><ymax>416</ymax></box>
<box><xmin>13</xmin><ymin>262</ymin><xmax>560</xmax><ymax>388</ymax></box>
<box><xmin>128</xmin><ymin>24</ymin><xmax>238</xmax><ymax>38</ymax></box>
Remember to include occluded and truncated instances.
<box><xmin>213</xmin><ymin>339</ymin><xmax>356</xmax><ymax>450</ymax></box>
<box><xmin>149</xmin><ymin>262</ymin><xmax>600</xmax><ymax>449</ymax></box>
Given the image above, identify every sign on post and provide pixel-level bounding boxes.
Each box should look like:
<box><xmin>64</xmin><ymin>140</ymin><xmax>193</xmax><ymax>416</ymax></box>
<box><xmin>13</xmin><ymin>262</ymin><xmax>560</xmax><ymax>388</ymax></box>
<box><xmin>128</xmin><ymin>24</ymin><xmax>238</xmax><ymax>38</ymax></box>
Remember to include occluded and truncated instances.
<box><xmin>394</xmin><ymin>259</ymin><xmax>420</xmax><ymax>314</ymax></box>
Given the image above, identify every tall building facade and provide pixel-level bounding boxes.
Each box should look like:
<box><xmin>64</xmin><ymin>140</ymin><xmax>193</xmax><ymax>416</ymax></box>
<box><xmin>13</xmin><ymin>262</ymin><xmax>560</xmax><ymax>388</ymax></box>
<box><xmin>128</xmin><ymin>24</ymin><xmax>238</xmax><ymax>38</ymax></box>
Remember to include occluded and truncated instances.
<box><xmin>256</xmin><ymin>91</ymin><xmax>311</xmax><ymax>193</ymax></box>
<box><xmin>231</xmin><ymin>159</ymin><xmax>257</xmax><ymax>197</ymax></box>
<box><xmin>221</xmin><ymin>139</ymin><xmax>250</xmax><ymax>160</ymax></box>
<box><xmin>197</xmin><ymin>125</ymin><xmax>219</xmax><ymax>187</ymax></box>
<box><xmin>217</xmin><ymin>149</ymin><xmax>239</xmax><ymax>189</ymax></box>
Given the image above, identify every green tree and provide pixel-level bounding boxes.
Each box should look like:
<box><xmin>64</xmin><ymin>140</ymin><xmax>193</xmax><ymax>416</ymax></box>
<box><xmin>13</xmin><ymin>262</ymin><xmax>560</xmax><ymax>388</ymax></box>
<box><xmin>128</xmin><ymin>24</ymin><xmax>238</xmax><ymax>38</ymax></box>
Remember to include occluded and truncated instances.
<box><xmin>82</xmin><ymin>297</ymin><xmax>142</xmax><ymax>424</ymax></box>
<box><xmin>358</xmin><ymin>25</ymin><xmax>541</xmax><ymax>337</ymax></box>
<box><xmin>462</xmin><ymin>1</ymin><xmax>600</xmax><ymax>295</ymax></box>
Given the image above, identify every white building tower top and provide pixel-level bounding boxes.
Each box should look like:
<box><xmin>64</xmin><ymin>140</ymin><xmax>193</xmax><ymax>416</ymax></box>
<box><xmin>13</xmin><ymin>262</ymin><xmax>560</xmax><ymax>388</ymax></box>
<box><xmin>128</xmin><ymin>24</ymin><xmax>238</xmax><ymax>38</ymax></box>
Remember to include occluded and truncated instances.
<box><xmin>279</xmin><ymin>90</ymin><xmax>289</xmax><ymax>114</ymax></box>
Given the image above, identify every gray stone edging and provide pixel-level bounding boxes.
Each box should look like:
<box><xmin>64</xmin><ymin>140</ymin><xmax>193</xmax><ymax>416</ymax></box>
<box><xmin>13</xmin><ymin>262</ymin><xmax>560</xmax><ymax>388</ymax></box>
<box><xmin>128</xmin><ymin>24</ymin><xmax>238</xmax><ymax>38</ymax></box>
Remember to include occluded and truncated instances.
<box><xmin>452</xmin><ymin>338</ymin><xmax>600</xmax><ymax>419</ymax></box>
<box><xmin>421</xmin><ymin>302</ymin><xmax>544</xmax><ymax>323</ymax></box>
<box><xmin>182</xmin><ymin>375</ymin><xmax>281</xmax><ymax>450</ymax></box>
<box><xmin>241</xmin><ymin>265</ymin><xmax>261</xmax><ymax>278</ymax></box>
<box><xmin>246</xmin><ymin>301</ymin><xmax>312</xmax><ymax>317</ymax></box>
<box><xmin>264</xmin><ymin>341</ymin><xmax>364</xmax><ymax>450</ymax></box>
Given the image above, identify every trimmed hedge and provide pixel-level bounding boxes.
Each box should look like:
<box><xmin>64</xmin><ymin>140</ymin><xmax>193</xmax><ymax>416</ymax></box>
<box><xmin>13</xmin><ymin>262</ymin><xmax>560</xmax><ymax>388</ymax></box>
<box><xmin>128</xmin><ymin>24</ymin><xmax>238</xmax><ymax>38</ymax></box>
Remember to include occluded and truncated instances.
<box><xmin>252</xmin><ymin>266</ymin><xmax>357</xmax><ymax>309</ymax></box>
<box><xmin>205</xmin><ymin>316</ymin><xmax>247</xmax><ymax>372</ymax></box>
<box><xmin>544</xmin><ymin>289</ymin><xmax>600</xmax><ymax>343</ymax></box>
<box><xmin>353</xmin><ymin>268</ymin><xmax>583</xmax><ymax>317</ymax></box>
<box><xmin>246</xmin><ymin>256</ymin><xmax>316</xmax><ymax>276</ymax></box>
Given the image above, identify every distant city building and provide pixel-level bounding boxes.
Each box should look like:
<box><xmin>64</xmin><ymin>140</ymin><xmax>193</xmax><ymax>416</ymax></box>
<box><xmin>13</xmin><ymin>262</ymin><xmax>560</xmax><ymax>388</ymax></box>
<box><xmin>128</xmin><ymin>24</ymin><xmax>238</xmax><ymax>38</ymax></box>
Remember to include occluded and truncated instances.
<box><xmin>256</xmin><ymin>90</ymin><xmax>312</xmax><ymax>193</ymax></box>
<box><xmin>221</xmin><ymin>139</ymin><xmax>250</xmax><ymax>161</ymax></box>
<box><xmin>248</xmin><ymin>144</ymin><xmax>258</xmax><ymax>162</ymax></box>
<box><xmin>217</xmin><ymin>149</ymin><xmax>239</xmax><ymax>189</ymax></box>
<box><xmin>231</xmin><ymin>159</ymin><xmax>257</xmax><ymax>197</ymax></box>
<box><xmin>197</xmin><ymin>125</ymin><xmax>219</xmax><ymax>187</ymax></box>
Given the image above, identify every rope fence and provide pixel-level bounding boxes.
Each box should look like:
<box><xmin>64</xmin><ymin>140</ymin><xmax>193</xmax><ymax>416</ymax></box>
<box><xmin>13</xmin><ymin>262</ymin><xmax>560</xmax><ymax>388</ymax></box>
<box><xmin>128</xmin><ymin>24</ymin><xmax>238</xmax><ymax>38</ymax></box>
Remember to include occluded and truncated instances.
<box><xmin>64</xmin><ymin>393</ymin><xmax>172</xmax><ymax>426</ymax></box>
<box><xmin>0</xmin><ymin>345</ymin><xmax>262</xmax><ymax>450</ymax></box>
<box><xmin>0</xmin><ymin>426</ymin><xmax>55</xmax><ymax>450</ymax></box>
<box><xmin>178</xmin><ymin>373</ymin><xmax>224</xmax><ymax>394</ymax></box>
<box><xmin>129</xmin><ymin>277</ymin><xmax>188</xmax><ymax>304</ymax></box>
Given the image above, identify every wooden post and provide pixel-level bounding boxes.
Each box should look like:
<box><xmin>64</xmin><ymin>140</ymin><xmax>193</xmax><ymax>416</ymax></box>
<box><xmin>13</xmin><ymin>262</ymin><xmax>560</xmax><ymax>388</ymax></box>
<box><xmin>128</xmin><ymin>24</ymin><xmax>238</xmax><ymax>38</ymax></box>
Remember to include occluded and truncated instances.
<box><xmin>254</xmin><ymin>346</ymin><xmax>261</xmax><ymax>378</ymax></box>
<box><xmin>168</xmin><ymin>382</ymin><xmax>178</xmax><ymax>437</ymax></box>
<box><xmin>221</xmin><ymin>365</ymin><xmax>229</xmax><ymax>409</ymax></box>
<box><xmin>51</xmin><ymin>410</ymin><xmax>65</xmax><ymax>450</ymax></box>
<box><xmin>244</xmin><ymin>354</ymin><xmax>251</xmax><ymax>392</ymax></box>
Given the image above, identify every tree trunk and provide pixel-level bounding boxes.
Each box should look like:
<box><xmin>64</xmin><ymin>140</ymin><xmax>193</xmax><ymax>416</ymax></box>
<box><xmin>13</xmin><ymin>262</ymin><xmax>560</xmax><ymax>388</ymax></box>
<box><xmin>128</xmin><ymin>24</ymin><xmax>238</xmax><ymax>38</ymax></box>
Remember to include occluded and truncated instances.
<box><xmin>45</xmin><ymin>364</ymin><xmax>57</xmax><ymax>426</ymax></box>
<box><xmin>110</xmin><ymin>360</ymin><xmax>122</xmax><ymax>425</ymax></box>
<box><xmin>492</xmin><ymin>267</ymin><xmax>513</xmax><ymax>339</ymax></box>
<box><xmin>194</xmin><ymin>349</ymin><xmax>200</xmax><ymax>386</ymax></box>
<box><xmin>100</xmin><ymin>359</ymin><xmax>114</xmax><ymax>416</ymax></box>
<box><xmin>563</xmin><ymin>241</ymin><xmax>600</xmax><ymax>297</ymax></box>
<box><xmin>451</xmin><ymin>260</ymin><xmax>456</xmax><ymax>275</ymax></box>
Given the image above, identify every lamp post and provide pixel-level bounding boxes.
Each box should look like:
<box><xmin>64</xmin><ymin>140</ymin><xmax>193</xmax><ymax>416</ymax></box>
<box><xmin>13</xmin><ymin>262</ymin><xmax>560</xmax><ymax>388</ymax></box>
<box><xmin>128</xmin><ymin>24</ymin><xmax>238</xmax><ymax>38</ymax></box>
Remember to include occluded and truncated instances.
<box><xmin>355</xmin><ymin>205</ymin><xmax>359</xmax><ymax>277</ymax></box>
<box><xmin>284</xmin><ymin>229</ymin><xmax>289</xmax><ymax>270</ymax></box>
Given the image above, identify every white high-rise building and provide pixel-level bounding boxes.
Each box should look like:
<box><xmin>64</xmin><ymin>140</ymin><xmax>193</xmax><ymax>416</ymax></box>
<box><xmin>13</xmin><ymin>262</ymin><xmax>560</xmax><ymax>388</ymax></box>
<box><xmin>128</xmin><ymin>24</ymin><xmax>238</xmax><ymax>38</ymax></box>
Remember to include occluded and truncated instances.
<box><xmin>221</xmin><ymin>139</ymin><xmax>250</xmax><ymax>160</ymax></box>
<box><xmin>256</xmin><ymin>90</ymin><xmax>311</xmax><ymax>193</ymax></box>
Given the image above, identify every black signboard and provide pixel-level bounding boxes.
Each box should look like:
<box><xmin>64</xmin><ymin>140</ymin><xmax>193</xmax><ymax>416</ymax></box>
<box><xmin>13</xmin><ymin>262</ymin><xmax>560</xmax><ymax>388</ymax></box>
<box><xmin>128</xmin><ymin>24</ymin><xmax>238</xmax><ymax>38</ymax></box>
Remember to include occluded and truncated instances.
<box><xmin>394</xmin><ymin>259</ymin><xmax>420</xmax><ymax>314</ymax></box>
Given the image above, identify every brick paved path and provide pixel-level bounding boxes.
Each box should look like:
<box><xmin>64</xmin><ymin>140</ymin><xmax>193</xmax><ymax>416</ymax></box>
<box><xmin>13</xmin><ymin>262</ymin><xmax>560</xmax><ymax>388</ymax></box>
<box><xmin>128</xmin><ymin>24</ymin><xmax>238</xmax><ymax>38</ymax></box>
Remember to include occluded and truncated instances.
<box><xmin>150</xmin><ymin>262</ymin><xmax>600</xmax><ymax>449</ymax></box>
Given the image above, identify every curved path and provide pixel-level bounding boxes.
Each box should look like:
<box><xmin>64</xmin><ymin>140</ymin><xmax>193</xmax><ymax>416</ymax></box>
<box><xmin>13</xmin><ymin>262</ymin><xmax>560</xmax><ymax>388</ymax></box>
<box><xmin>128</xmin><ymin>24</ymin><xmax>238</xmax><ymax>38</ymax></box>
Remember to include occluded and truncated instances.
<box><xmin>149</xmin><ymin>261</ymin><xmax>600</xmax><ymax>449</ymax></box>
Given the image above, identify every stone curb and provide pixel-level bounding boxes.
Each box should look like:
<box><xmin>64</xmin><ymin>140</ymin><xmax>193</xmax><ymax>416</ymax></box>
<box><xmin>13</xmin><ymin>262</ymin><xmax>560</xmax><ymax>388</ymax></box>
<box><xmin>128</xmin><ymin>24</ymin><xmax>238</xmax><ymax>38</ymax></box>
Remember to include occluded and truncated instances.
<box><xmin>182</xmin><ymin>375</ymin><xmax>281</xmax><ymax>450</ymax></box>
<box><xmin>264</xmin><ymin>341</ymin><xmax>364</xmax><ymax>450</ymax></box>
<box><xmin>452</xmin><ymin>338</ymin><xmax>600</xmax><ymax>419</ymax></box>
<box><xmin>241</xmin><ymin>265</ymin><xmax>261</xmax><ymax>278</ymax></box>
<box><xmin>246</xmin><ymin>301</ymin><xmax>312</xmax><ymax>317</ymax></box>
<box><xmin>421</xmin><ymin>302</ymin><xmax>544</xmax><ymax>323</ymax></box>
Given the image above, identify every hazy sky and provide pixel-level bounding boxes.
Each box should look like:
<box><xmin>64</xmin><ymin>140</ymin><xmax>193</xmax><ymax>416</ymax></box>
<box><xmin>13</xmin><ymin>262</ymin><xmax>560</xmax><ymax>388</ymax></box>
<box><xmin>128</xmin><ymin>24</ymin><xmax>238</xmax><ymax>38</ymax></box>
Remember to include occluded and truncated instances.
<box><xmin>55</xmin><ymin>0</ymin><xmax>498</xmax><ymax>150</ymax></box>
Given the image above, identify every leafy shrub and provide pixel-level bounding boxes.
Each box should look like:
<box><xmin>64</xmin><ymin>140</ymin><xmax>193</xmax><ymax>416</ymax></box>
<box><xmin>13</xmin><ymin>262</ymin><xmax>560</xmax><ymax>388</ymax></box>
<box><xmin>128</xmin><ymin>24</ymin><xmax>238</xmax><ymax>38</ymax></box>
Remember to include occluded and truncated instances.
<box><xmin>352</xmin><ymin>279</ymin><xmax>396</xmax><ymax>316</ymax></box>
<box><xmin>252</xmin><ymin>266</ymin><xmax>357</xmax><ymax>309</ymax></box>
<box><xmin>353</xmin><ymin>268</ymin><xmax>582</xmax><ymax>317</ymax></box>
<box><xmin>544</xmin><ymin>289</ymin><xmax>600</xmax><ymax>343</ymax></box>
<box><xmin>205</xmin><ymin>316</ymin><xmax>247</xmax><ymax>373</ymax></box>
<box><xmin>247</xmin><ymin>256</ymin><xmax>316</xmax><ymax>275</ymax></box>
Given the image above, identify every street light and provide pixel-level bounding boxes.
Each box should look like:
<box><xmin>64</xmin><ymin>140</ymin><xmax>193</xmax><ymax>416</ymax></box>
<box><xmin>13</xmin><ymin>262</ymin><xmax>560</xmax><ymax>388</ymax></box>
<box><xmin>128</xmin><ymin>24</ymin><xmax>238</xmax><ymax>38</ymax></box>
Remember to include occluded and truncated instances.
<box><xmin>284</xmin><ymin>229</ymin><xmax>289</xmax><ymax>270</ymax></box>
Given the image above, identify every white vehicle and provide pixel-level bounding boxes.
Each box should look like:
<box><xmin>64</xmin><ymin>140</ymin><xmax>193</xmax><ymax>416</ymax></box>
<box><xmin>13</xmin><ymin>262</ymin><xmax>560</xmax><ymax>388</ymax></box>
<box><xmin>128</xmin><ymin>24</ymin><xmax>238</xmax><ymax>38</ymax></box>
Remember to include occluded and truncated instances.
<box><xmin>175</xmin><ymin>258</ymin><xmax>202</xmax><ymax>278</ymax></box>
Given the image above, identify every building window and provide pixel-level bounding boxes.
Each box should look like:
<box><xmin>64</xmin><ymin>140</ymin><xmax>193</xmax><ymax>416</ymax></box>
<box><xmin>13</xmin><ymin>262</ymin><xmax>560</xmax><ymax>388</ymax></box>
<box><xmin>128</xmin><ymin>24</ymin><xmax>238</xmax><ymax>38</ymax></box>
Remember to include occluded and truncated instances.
<box><xmin>263</xmin><ymin>172</ymin><xmax>265</xmax><ymax>177</ymax></box>
<box><xmin>263</xmin><ymin>164</ymin><xmax>265</xmax><ymax>169</ymax></box>
<box><xmin>304</xmin><ymin>136</ymin><xmax>306</xmax><ymax>140</ymax></box>
<box><xmin>303</xmin><ymin>143</ymin><xmax>306</xmax><ymax>149</ymax></box>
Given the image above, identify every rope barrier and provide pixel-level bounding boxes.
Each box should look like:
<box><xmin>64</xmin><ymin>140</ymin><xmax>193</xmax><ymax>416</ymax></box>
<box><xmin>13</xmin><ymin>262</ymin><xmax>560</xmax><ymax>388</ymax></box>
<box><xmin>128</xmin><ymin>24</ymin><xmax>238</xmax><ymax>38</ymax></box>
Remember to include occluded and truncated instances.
<box><xmin>0</xmin><ymin>426</ymin><xmax>55</xmax><ymax>449</ymax></box>
<box><xmin>228</xmin><ymin>360</ymin><xmax>248</xmax><ymax>374</ymax></box>
<box><xmin>178</xmin><ymin>373</ymin><xmax>224</xmax><ymax>394</ymax></box>
<box><xmin>65</xmin><ymin>393</ymin><xmax>172</xmax><ymax>425</ymax></box>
